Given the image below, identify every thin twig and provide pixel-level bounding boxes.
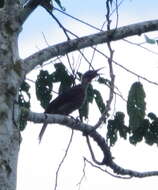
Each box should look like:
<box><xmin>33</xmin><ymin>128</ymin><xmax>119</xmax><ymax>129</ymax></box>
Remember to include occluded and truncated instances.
<box><xmin>28</xmin><ymin>111</ymin><xmax>158</xmax><ymax>178</ymax></box>
<box><xmin>84</xmin><ymin>157</ymin><xmax>132</xmax><ymax>179</ymax></box>
<box><xmin>54</xmin><ymin>130</ymin><xmax>74</xmax><ymax>190</ymax></box>
<box><xmin>45</xmin><ymin>1</ymin><xmax>125</xmax><ymax>72</ymax></box>
<box><xmin>53</xmin><ymin>2</ymin><xmax>158</xmax><ymax>87</ymax></box>
<box><xmin>86</xmin><ymin>135</ymin><xmax>103</xmax><ymax>165</ymax></box>
<box><xmin>54</xmin><ymin>24</ymin><xmax>158</xmax><ymax>87</ymax></box>
<box><xmin>123</xmin><ymin>39</ymin><xmax>158</xmax><ymax>56</ymax></box>
<box><xmin>115</xmin><ymin>0</ymin><xmax>119</xmax><ymax>28</ymax></box>
<box><xmin>93</xmin><ymin>0</ymin><xmax>115</xmax><ymax>130</ymax></box>
<box><xmin>44</xmin><ymin>12</ymin><xmax>75</xmax><ymax>75</ymax></box>
<box><xmin>45</xmin><ymin>8</ymin><xmax>95</xmax><ymax>72</ymax></box>
<box><xmin>47</xmin><ymin>11</ymin><xmax>70</xmax><ymax>40</ymax></box>
<box><xmin>93</xmin><ymin>47</ymin><xmax>158</xmax><ymax>86</ymax></box>
<box><xmin>76</xmin><ymin>158</ymin><xmax>86</xmax><ymax>190</ymax></box>
<box><xmin>53</xmin><ymin>7</ymin><xmax>102</xmax><ymax>32</ymax></box>
<box><xmin>42</xmin><ymin>32</ymin><xmax>50</xmax><ymax>46</ymax></box>
<box><xmin>114</xmin><ymin>60</ymin><xmax>158</xmax><ymax>86</ymax></box>
<box><xmin>54</xmin><ymin>0</ymin><xmax>125</xmax><ymax>32</ymax></box>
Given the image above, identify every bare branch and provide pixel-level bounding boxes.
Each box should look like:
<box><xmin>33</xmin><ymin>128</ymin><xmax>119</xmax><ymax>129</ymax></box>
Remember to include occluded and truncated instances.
<box><xmin>86</xmin><ymin>135</ymin><xmax>103</xmax><ymax>165</ymax></box>
<box><xmin>93</xmin><ymin>0</ymin><xmax>115</xmax><ymax>130</ymax></box>
<box><xmin>123</xmin><ymin>39</ymin><xmax>158</xmax><ymax>55</ymax></box>
<box><xmin>54</xmin><ymin>130</ymin><xmax>74</xmax><ymax>190</ymax></box>
<box><xmin>114</xmin><ymin>59</ymin><xmax>158</xmax><ymax>86</ymax></box>
<box><xmin>92</xmin><ymin>47</ymin><xmax>158</xmax><ymax>86</ymax></box>
<box><xmin>77</xmin><ymin>158</ymin><xmax>86</xmax><ymax>190</ymax></box>
<box><xmin>18</xmin><ymin>0</ymin><xmax>43</xmax><ymax>24</ymax></box>
<box><xmin>23</xmin><ymin>19</ymin><xmax>158</xmax><ymax>74</ymax></box>
<box><xmin>19</xmin><ymin>0</ymin><xmax>53</xmax><ymax>24</ymax></box>
<box><xmin>84</xmin><ymin>157</ymin><xmax>132</xmax><ymax>179</ymax></box>
<box><xmin>27</xmin><ymin>111</ymin><xmax>158</xmax><ymax>178</ymax></box>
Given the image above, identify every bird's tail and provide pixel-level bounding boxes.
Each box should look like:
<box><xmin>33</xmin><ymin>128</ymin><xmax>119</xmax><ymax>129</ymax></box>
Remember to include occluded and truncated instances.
<box><xmin>39</xmin><ymin>122</ymin><xmax>48</xmax><ymax>143</ymax></box>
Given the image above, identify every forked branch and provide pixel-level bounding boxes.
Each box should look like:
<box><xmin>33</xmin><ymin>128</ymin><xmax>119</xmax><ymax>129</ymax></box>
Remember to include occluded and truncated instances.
<box><xmin>23</xmin><ymin>19</ymin><xmax>158</xmax><ymax>74</ymax></box>
<box><xmin>27</xmin><ymin>111</ymin><xmax>158</xmax><ymax>178</ymax></box>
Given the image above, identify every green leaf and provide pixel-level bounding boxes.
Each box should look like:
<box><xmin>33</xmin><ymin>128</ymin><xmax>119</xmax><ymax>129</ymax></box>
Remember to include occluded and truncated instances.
<box><xmin>54</xmin><ymin>0</ymin><xmax>65</xmax><ymax>10</ymax></box>
<box><xmin>97</xmin><ymin>77</ymin><xmax>109</xmax><ymax>85</ymax></box>
<box><xmin>19</xmin><ymin>110</ymin><xmax>28</xmax><ymax>131</ymax></box>
<box><xmin>36</xmin><ymin>63</ymin><xmax>74</xmax><ymax>110</ymax></box>
<box><xmin>115</xmin><ymin>112</ymin><xmax>129</xmax><ymax>139</ymax></box>
<box><xmin>52</xmin><ymin>62</ymin><xmax>67</xmax><ymax>82</ymax></box>
<box><xmin>144</xmin><ymin>34</ymin><xmax>156</xmax><ymax>44</ymax></box>
<box><xmin>18</xmin><ymin>81</ymin><xmax>31</xmax><ymax>109</ymax></box>
<box><xmin>79</xmin><ymin>85</ymin><xmax>94</xmax><ymax>121</ymax></box>
<box><xmin>127</xmin><ymin>82</ymin><xmax>146</xmax><ymax>131</ymax></box>
<box><xmin>144</xmin><ymin>113</ymin><xmax>158</xmax><ymax>145</ymax></box>
<box><xmin>87</xmin><ymin>84</ymin><xmax>94</xmax><ymax>103</ymax></box>
<box><xmin>93</xmin><ymin>89</ymin><xmax>106</xmax><ymax>114</ymax></box>
<box><xmin>51</xmin><ymin>63</ymin><xmax>74</xmax><ymax>94</ymax></box>
<box><xmin>79</xmin><ymin>101</ymin><xmax>89</xmax><ymax>121</ymax></box>
<box><xmin>107</xmin><ymin>119</ymin><xmax>117</xmax><ymax>146</ymax></box>
<box><xmin>148</xmin><ymin>112</ymin><xmax>157</xmax><ymax>121</ymax></box>
<box><xmin>107</xmin><ymin>112</ymin><xmax>129</xmax><ymax>146</ymax></box>
<box><xmin>20</xmin><ymin>81</ymin><xmax>30</xmax><ymax>97</ymax></box>
<box><xmin>18</xmin><ymin>81</ymin><xmax>31</xmax><ymax>131</ymax></box>
<box><xmin>129</xmin><ymin>119</ymin><xmax>149</xmax><ymax>145</ymax></box>
<box><xmin>35</xmin><ymin>70</ymin><xmax>53</xmax><ymax>109</ymax></box>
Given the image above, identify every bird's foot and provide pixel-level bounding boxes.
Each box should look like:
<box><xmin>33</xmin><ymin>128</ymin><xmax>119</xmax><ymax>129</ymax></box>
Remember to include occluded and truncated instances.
<box><xmin>68</xmin><ymin>115</ymin><xmax>81</xmax><ymax>122</ymax></box>
<box><xmin>44</xmin><ymin>113</ymin><xmax>48</xmax><ymax>121</ymax></box>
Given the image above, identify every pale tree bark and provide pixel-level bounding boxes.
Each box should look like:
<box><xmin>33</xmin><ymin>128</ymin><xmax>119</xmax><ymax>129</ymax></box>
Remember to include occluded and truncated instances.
<box><xmin>0</xmin><ymin>1</ymin><xmax>23</xmax><ymax>189</ymax></box>
<box><xmin>23</xmin><ymin>19</ymin><xmax>158</xmax><ymax>74</ymax></box>
<box><xmin>27</xmin><ymin>112</ymin><xmax>158</xmax><ymax>178</ymax></box>
<box><xmin>0</xmin><ymin>1</ymin><xmax>158</xmax><ymax>190</ymax></box>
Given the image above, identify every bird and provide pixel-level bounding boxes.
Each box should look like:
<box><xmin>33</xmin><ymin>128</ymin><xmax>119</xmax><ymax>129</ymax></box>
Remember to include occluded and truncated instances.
<box><xmin>38</xmin><ymin>69</ymin><xmax>101</xmax><ymax>142</ymax></box>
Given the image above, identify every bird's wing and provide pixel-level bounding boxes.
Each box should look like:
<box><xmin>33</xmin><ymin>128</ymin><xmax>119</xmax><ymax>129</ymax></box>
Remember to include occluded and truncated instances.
<box><xmin>45</xmin><ymin>85</ymin><xmax>85</xmax><ymax>114</ymax></box>
<box><xmin>39</xmin><ymin>85</ymin><xmax>85</xmax><ymax>142</ymax></box>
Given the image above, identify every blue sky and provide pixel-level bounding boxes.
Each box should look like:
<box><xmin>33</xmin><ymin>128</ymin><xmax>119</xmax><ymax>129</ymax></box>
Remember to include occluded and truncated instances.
<box><xmin>18</xmin><ymin>1</ymin><xmax>158</xmax><ymax>190</ymax></box>
<box><xmin>19</xmin><ymin>0</ymin><xmax>158</xmax><ymax>57</ymax></box>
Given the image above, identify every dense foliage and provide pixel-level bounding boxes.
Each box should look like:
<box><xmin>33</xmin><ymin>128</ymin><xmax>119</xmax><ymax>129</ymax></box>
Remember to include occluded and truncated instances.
<box><xmin>19</xmin><ymin>62</ymin><xmax>158</xmax><ymax>146</ymax></box>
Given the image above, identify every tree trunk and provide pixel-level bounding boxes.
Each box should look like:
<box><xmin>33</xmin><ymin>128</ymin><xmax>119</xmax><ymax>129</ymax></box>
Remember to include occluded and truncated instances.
<box><xmin>1</xmin><ymin>1</ymin><xmax>158</xmax><ymax>189</ymax></box>
<box><xmin>0</xmin><ymin>2</ymin><xmax>22</xmax><ymax>189</ymax></box>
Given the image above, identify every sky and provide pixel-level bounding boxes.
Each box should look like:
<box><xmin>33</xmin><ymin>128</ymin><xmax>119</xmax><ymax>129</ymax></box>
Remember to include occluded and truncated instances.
<box><xmin>17</xmin><ymin>1</ymin><xmax>158</xmax><ymax>190</ymax></box>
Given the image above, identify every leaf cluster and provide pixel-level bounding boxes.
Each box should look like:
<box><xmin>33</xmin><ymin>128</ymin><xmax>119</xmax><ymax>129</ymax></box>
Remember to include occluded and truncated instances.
<box><xmin>79</xmin><ymin>76</ymin><xmax>107</xmax><ymax>121</ymax></box>
<box><xmin>127</xmin><ymin>82</ymin><xmax>146</xmax><ymax>131</ymax></box>
<box><xmin>35</xmin><ymin>63</ymin><xmax>74</xmax><ymax>109</ymax></box>
<box><xmin>19</xmin><ymin>69</ymin><xmax>158</xmax><ymax>147</ymax></box>
<box><xmin>130</xmin><ymin>113</ymin><xmax>158</xmax><ymax>146</ymax></box>
<box><xmin>18</xmin><ymin>81</ymin><xmax>31</xmax><ymax>131</ymax></box>
<box><xmin>36</xmin><ymin>70</ymin><xmax>53</xmax><ymax>109</ymax></box>
<box><xmin>127</xmin><ymin>82</ymin><xmax>147</xmax><ymax>145</ymax></box>
<box><xmin>107</xmin><ymin>112</ymin><xmax>130</xmax><ymax>146</ymax></box>
<box><xmin>79</xmin><ymin>84</ymin><xmax>106</xmax><ymax>121</ymax></box>
<box><xmin>107</xmin><ymin>82</ymin><xmax>158</xmax><ymax>146</ymax></box>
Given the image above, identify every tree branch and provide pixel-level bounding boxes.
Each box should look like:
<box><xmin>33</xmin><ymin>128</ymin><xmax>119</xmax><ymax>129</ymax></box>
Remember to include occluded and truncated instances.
<box><xmin>23</xmin><ymin>19</ymin><xmax>158</xmax><ymax>74</ymax></box>
<box><xmin>18</xmin><ymin>0</ymin><xmax>45</xmax><ymax>24</ymax></box>
<box><xmin>54</xmin><ymin>130</ymin><xmax>74</xmax><ymax>190</ymax></box>
<box><xmin>93</xmin><ymin>0</ymin><xmax>115</xmax><ymax>130</ymax></box>
<box><xmin>27</xmin><ymin>111</ymin><xmax>158</xmax><ymax>178</ymax></box>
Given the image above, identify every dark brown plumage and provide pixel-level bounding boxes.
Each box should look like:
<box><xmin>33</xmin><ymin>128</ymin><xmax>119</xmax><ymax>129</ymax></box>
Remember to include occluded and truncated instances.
<box><xmin>39</xmin><ymin>69</ymin><xmax>100</xmax><ymax>142</ymax></box>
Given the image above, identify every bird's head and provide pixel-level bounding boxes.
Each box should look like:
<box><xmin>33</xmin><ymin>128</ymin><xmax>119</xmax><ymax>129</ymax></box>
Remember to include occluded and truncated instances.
<box><xmin>82</xmin><ymin>68</ymin><xmax>102</xmax><ymax>84</ymax></box>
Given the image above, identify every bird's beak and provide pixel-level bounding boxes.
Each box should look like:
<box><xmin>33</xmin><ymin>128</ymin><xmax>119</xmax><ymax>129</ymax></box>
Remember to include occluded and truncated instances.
<box><xmin>95</xmin><ymin>67</ymin><xmax>104</xmax><ymax>75</ymax></box>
